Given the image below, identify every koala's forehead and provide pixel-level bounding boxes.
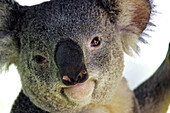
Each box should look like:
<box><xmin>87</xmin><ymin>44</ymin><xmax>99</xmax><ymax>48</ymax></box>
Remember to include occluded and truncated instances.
<box><xmin>20</xmin><ymin>0</ymin><xmax>108</xmax><ymax>42</ymax></box>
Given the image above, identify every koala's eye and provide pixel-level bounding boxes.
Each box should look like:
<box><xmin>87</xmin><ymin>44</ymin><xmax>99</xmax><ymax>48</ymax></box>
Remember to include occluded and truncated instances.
<box><xmin>90</xmin><ymin>36</ymin><xmax>101</xmax><ymax>47</ymax></box>
<box><xmin>34</xmin><ymin>55</ymin><xmax>48</xmax><ymax>65</ymax></box>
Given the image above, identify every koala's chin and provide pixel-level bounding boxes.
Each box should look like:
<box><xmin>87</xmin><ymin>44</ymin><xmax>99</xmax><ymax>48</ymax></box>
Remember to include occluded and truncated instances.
<box><xmin>63</xmin><ymin>79</ymin><xmax>95</xmax><ymax>102</ymax></box>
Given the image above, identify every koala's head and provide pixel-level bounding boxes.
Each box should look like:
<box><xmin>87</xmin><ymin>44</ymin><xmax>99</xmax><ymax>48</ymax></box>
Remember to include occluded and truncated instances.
<box><xmin>0</xmin><ymin>0</ymin><xmax>151</xmax><ymax>112</ymax></box>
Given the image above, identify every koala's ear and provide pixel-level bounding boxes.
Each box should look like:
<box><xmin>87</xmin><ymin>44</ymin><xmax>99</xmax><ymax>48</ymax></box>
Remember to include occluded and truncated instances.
<box><xmin>0</xmin><ymin>0</ymin><xmax>20</xmax><ymax>71</ymax></box>
<box><xmin>101</xmin><ymin>0</ymin><xmax>152</xmax><ymax>55</ymax></box>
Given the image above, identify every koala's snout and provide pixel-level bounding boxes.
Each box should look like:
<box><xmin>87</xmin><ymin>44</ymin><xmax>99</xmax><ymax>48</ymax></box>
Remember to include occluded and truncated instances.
<box><xmin>55</xmin><ymin>40</ymin><xmax>88</xmax><ymax>86</ymax></box>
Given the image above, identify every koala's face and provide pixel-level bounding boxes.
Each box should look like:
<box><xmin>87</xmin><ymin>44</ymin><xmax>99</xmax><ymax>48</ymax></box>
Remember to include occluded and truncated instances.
<box><xmin>0</xmin><ymin>0</ymin><xmax>151</xmax><ymax>112</ymax></box>
<box><xmin>17</xmin><ymin>0</ymin><xmax>124</xmax><ymax>112</ymax></box>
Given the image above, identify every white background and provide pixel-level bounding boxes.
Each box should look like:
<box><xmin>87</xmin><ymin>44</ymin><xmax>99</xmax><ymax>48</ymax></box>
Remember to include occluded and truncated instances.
<box><xmin>0</xmin><ymin>0</ymin><xmax>170</xmax><ymax>113</ymax></box>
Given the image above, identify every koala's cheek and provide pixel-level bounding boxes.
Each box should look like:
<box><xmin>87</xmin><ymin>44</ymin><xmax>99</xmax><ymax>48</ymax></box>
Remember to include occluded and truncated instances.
<box><xmin>89</xmin><ymin>59</ymin><xmax>124</xmax><ymax>104</ymax></box>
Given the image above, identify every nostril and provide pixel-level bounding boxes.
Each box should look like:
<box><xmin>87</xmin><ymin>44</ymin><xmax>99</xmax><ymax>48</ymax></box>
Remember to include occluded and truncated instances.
<box><xmin>77</xmin><ymin>70</ymin><xmax>88</xmax><ymax>83</ymax></box>
<box><xmin>62</xmin><ymin>70</ymin><xmax>88</xmax><ymax>86</ymax></box>
<box><xmin>63</xmin><ymin>75</ymin><xmax>72</xmax><ymax>83</ymax></box>
<box><xmin>62</xmin><ymin>75</ymin><xmax>76</xmax><ymax>86</ymax></box>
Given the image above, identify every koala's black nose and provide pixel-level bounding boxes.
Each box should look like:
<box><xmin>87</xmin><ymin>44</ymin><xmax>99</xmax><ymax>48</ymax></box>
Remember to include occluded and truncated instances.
<box><xmin>55</xmin><ymin>39</ymin><xmax>88</xmax><ymax>86</ymax></box>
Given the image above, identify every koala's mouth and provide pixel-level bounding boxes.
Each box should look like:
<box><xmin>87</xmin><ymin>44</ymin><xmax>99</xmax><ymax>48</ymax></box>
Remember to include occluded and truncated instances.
<box><xmin>61</xmin><ymin>79</ymin><xmax>95</xmax><ymax>101</ymax></box>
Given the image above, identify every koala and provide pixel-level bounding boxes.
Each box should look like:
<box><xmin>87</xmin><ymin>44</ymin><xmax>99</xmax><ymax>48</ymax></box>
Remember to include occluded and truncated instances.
<box><xmin>0</xmin><ymin>0</ymin><xmax>169</xmax><ymax>113</ymax></box>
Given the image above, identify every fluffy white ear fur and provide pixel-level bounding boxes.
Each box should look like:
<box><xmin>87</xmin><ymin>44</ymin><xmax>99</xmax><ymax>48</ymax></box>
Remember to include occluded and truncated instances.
<box><xmin>116</xmin><ymin>0</ymin><xmax>151</xmax><ymax>55</ymax></box>
<box><xmin>0</xmin><ymin>0</ymin><xmax>19</xmax><ymax>71</ymax></box>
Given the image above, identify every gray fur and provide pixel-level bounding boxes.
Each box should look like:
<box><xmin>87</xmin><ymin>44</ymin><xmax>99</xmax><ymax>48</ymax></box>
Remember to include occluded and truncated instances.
<box><xmin>0</xmin><ymin>0</ymin><xmax>169</xmax><ymax>113</ymax></box>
